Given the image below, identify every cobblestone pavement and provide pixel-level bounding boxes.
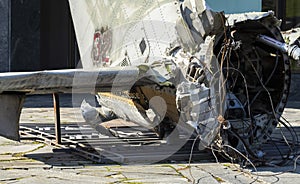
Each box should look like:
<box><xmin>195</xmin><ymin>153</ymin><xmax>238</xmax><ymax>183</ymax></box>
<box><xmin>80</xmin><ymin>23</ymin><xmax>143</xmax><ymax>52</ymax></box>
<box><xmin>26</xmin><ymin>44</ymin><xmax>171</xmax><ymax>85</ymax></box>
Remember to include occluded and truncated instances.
<box><xmin>1</xmin><ymin>83</ymin><xmax>300</xmax><ymax>184</ymax></box>
<box><xmin>2</xmin><ymin>133</ymin><xmax>300</xmax><ymax>184</ymax></box>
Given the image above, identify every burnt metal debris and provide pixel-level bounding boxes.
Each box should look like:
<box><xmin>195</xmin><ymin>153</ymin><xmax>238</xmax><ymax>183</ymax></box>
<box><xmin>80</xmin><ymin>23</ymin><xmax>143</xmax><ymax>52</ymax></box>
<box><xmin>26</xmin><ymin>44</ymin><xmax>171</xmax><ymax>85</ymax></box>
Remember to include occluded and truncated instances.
<box><xmin>72</xmin><ymin>0</ymin><xmax>300</xmax><ymax>165</ymax></box>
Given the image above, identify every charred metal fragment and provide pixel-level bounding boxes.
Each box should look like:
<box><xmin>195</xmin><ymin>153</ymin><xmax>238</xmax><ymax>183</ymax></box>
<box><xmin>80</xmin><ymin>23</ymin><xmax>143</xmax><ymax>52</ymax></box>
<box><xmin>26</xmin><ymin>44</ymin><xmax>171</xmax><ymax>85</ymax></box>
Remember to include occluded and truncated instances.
<box><xmin>67</xmin><ymin>0</ymin><xmax>297</xmax><ymax>163</ymax></box>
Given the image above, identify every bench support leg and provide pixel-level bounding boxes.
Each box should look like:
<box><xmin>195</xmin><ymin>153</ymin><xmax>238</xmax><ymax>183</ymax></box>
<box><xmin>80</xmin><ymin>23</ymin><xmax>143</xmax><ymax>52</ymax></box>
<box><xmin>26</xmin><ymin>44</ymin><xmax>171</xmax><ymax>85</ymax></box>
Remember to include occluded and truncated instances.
<box><xmin>0</xmin><ymin>94</ymin><xmax>25</xmax><ymax>141</ymax></box>
<box><xmin>53</xmin><ymin>93</ymin><xmax>61</xmax><ymax>144</ymax></box>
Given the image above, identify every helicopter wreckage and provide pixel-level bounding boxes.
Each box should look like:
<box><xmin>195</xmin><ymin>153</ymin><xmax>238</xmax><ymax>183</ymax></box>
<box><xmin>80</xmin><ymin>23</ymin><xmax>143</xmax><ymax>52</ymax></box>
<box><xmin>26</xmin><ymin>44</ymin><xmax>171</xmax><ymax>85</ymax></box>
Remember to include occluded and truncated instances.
<box><xmin>0</xmin><ymin>0</ymin><xmax>299</xmax><ymax>164</ymax></box>
<box><xmin>70</xmin><ymin>0</ymin><xmax>300</xmax><ymax>162</ymax></box>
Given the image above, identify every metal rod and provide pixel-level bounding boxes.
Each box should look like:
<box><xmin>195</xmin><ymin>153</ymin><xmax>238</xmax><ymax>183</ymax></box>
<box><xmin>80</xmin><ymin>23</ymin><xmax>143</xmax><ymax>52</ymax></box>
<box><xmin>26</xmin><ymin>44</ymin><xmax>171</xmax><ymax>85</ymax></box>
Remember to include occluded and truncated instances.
<box><xmin>257</xmin><ymin>34</ymin><xmax>300</xmax><ymax>60</ymax></box>
<box><xmin>53</xmin><ymin>93</ymin><xmax>61</xmax><ymax>144</ymax></box>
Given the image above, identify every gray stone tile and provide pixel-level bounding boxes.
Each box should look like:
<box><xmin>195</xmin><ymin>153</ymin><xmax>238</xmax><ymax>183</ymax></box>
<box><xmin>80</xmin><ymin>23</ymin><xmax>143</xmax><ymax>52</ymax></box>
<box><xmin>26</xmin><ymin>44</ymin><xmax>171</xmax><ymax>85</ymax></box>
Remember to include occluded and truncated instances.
<box><xmin>107</xmin><ymin>164</ymin><xmax>177</xmax><ymax>175</ymax></box>
<box><xmin>0</xmin><ymin>143</ymin><xmax>44</xmax><ymax>155</ymax></box>
<box><xmin>194</xmin><ymin>163</ymin><xmax>262</xmax><ymax>184</ymax></box>
<box><xmin>1</xmin><ymin>169</ymin><xmax>115</xmax><ymax>184</ymax></box>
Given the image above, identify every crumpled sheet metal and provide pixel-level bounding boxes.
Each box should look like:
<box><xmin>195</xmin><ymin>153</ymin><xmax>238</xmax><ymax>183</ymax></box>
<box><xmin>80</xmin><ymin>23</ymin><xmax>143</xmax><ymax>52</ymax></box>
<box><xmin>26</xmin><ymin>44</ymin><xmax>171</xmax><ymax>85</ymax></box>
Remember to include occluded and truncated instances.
<box><xmin>91</xmin><ymin>0</ymin><xmax>228</xmax><ymax>148</ymax></box>
<box><xmin>176</xmin><ymin>7</ymin><xmax>225</xmax><ymax>54</ymax></box>
<box><xmin>95</xmin><ymin>34</ymin><xmax>224</xmax><ymax>147</ymax></box>
<box><xmin>68</xmin><ymin>0</ymin><xmax>292</xmax><ymax>159</ymax></box>
<box><xmin>282</xmin><ymin>28</ymin><xmax>300</xmax><ymax>44</ymax></box>
<box><xmin>96</xmin><ymin>60</ymin><xmax>178</xmax><ymax>129</ymax></box>
<box><xmin>175</xmin><ymin>36</ymin><xmax>224</xmax><ymax>147</ymax></box>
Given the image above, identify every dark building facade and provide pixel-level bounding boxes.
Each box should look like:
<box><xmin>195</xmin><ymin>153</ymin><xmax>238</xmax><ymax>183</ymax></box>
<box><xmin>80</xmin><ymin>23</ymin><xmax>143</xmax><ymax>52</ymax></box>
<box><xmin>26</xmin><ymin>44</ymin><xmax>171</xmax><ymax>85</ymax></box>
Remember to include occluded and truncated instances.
<box><xmin>0</xmin><ymin>0</ymin><xmax>11</xmax><ymax>72</ymax></box>
<box><xmin>263</xmin><ymin>0</ymin><xmax>300</xmax><ymax>30</ymax></box>
<box><xmin>10</xmin><ymin>0</ymin><xmax>41</xmax><ymax>72</ymax></box>
<box><xmin>0</xmin><ymin>0</ymin><xmax>79</xmax><ymax>72</ymax></box>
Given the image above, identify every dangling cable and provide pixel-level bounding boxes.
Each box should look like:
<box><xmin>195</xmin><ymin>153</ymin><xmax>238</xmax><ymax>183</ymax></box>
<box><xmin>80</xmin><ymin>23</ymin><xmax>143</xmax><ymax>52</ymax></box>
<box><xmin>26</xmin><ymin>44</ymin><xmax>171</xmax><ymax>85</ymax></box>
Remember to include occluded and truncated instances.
<box><xmin>188</xmin><ymin>134</ymin><xmax>200</xmax><ymax>184</ymax></box>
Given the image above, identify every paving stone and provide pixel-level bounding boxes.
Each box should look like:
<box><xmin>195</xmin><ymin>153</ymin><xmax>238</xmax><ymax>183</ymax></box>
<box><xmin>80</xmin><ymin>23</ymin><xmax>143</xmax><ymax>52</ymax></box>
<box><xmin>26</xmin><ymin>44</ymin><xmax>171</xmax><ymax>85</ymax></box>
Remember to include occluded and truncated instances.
<box><xmin>169</xmin><ymin>164</ymin><xmax>220</xmax><ymax>184</ymax></box>
<box><xmin>282</xmin><ymin>108</ymin><xmax>300</xmax><ymax>125</ymax></box>
<box><xmin>102</xmin><ymin>164</ymin><xmax>190</xmax><ymax>183</ymax></box>
<box><xmin>76</xmin><ymin>170</ymin><xmax>115</xmax><ymax>178</ymax></box>
<box><xmin>125</xmin><ymin>176</ymin><xmax>190</xmax><ymax>184</ymax></box>
<box><xmin>24</xmin><ymin>144</ymin><xmax>53</xmax><ymax>154</ymax></box>
<box><xmin>0</xmin><ymin>154</ymin><xmax>25</xmax><ymax>161</ymax></box>
<box><xmin>254</xmin><ymin>165</ymin><xmax>300</xmax><ymax>183</ymax></box>
<box><xmin>0</xmin><ymin>160</ymin><xmax>52</xmax><ymax>170</ymax></box>
<box><xmin>0</xmin><ymin>169</ymin><xmax>116</xmax><ymax>184</ymax></box>
<box><xmin>24</xmin><ymin>146</ymin><xmax>95</xmax><ymax>167</ymax></box>
<box><xmin>194</xmin><ymin>163</ymin><xmax>263</xmax><ymax>184</ymax></box>
<box><xmin>0</xmin><ymin>137</ymin><xmax>17</xmax><ymax>146</ymax></box>
<box><xmin>107</xmin><ymin>164</ymin><xmax>177</xmax><ymax>175</ymax></box>
<box><xmin>0</xmin><ymin>143</ymin><xmax>44</xmax><ymax>155</ymax></box>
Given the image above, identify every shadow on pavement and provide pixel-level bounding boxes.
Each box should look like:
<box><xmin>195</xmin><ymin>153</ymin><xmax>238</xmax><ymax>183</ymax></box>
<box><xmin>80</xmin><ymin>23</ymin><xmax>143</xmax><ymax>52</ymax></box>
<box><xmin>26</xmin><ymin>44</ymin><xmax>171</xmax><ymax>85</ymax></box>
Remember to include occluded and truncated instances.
<box><xmin>24</xmin><ymin>148</ymin><xmax>97</xmax><ymax>167</ymax></box>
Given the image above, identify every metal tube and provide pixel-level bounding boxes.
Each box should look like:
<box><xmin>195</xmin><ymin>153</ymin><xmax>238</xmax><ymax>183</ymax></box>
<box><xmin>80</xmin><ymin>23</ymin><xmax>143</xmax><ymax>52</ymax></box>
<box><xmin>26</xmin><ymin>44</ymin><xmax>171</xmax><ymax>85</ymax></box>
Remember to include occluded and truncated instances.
<box><xmin>256</xmin><ymin>34</ymin><xmax>288</xmax><ymax>52</ymax></box>
<box><xmin>257</xmin><ymin>34</ymin><xmax>300</xmax><ymax>61</ymax></box>
<box><xmin>53</xmin><ymin>93</ymin><xmax>61</xmax><ymax>144</ymax></box>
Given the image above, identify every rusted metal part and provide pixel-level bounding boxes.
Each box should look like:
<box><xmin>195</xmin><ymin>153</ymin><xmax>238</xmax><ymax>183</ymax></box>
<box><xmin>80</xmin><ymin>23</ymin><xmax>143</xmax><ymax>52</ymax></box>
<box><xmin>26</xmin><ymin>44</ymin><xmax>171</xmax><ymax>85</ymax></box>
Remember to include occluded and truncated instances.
<box><xmin>19</xmin><ymin>125</ymin><xmax>111</xmax><ymax>163</ymax></box>
<box><xmin>19</xmin><ymin>123</ymin><xmax>214</xmax><ymax>164</ymax></box>
<box><xmin>53</xmin><ymin>93</ymin><xmax>61</xmax><ymax>144</ymax></box>
<box><xmin>19</xmin><ymin>122</ymin><xmax>300</xmax><ymax>164</ymax></box>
